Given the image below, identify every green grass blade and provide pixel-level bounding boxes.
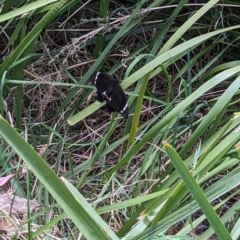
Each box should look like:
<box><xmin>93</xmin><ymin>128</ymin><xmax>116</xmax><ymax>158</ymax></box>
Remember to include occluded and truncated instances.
<box><xmin>0</xmin><ymin>0</ymin><xmax>69</xmax><ymax>78</ymax></box>
<box><xmin>180</xmin><ymin>74</ymin><xmax>240</xmax><ymax>157</ymax></box>
<box><xmin>97</xmin><ymin>190</ymin><xmax>169</xmax><ymax>214</ymax></box>
<box><xmin>0</xmin><ymin>115</ymin><xmax>115</xmax><ymax>239</ymax></box>
<box><xmin>127</xmin><ymin>71</ymin><xmax>152</xmax><ymax>148</ymax></box>
<box><xmin>159</xmin><ymin>0</ymin><xmax>220</xmax><ymax>54</ymax></box>
<box><xmin>0</xmin><ymin>71</ymin><xmax>7</xmax><ymax>115</ymax></box>
<box><xmin>63</xmin><ymin>177</ymin><xmax>119</xmax><ymax>240</ymax></box>
<box><xmin>106</xmin><ymin>65</ymin><xmax>240</xmax><ymax>178</ymax></box>
<box><xmin>163</xmin><ymin>142</ymin><xmax>232</xmax><ymax>240</ymax></box>
<box><xmin>0</xmin><ymin>0</ymin><xmax>58</xmax><ymax>22</ymax></box>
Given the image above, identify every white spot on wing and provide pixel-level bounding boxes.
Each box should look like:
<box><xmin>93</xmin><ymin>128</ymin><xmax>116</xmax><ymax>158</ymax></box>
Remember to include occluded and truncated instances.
<box><xmin>120</xmin><ymin>102</ymin><xmax>128</xmax><ymax>113</ymax></box>
<box><xmin>94</xmin><ymin>72</ymin><xmax>100</xmax><ymax>85</ymax></box>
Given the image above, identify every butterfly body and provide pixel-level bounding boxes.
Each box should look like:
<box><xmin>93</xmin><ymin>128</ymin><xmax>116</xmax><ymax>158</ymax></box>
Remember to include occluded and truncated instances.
<box><xmin>90</xmin><ymin>72</ymin><xmax>128</xmax><ymax>119</ymax></box>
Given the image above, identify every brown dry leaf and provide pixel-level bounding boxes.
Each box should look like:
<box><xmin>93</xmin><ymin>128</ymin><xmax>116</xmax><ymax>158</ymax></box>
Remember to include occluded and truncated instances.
<box><xmin>0</xmin><ymin>194</ymin><xmax>40</xmax><ymax>239</ymax></box>
<box><xmin>38</xmin><ymin>144</ymin><xmax>47</xmax><ymax>157</ymax></box>
<box><xmin>0</xmin><ymin>217</ymin><xmax>13</xmax><ymax>230</ymax></box>
<box><xmin>0</xmin><ymin>194</ymin><xmax>38</xmax><ymax>215</ymax></box>
<box><xmin>21</xmin><ymin>167</ymin><xmax>27</xmax><ymax>174</ymax></box>
<box><xmin>0</xmin><ymin>174</ymin><xmax>15</xmax><ymax>187</ymax></box>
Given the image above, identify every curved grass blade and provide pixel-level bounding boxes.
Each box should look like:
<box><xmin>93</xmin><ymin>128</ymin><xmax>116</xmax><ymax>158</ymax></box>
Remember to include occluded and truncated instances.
<box><xmin>62</xmin><ymin>177</ymin><xmax>119</xmax><ymax>240</ymax></box>
<box><xmin>0</xmin><ymin>116</ymin><xmax>115</xmax><ymax>240</ymax></box>
<box><xmin>0</xmin><ymin>0</ymin><xmax>58</xmax><ymax>22</ymax></box>
<box><xmin>163</xmin><ymin>142</ymin><xmax>232</xmax><ymax>240</ymax></box>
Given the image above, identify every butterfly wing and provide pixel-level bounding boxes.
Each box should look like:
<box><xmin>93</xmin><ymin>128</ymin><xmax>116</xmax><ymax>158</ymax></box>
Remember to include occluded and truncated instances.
<box><xmin>92</xmin><ymin>72</ymin><xmax>113</xmax><ymax>92</ymax></box>
<box><xmin>90</xmin><ymin>72</ymin><xmax>129</xmax><ymax>119</ymax></box>
<box><xmin>107</xmin><ymin>84</ymin><xmax>129</xmax><ymax>119</ymax></box>
<box><xmin>97</xmin><ymin>91</ymin><xmax>105</xmax><ymax>102</ymax></box>
<box><xmin>106</xmin><ymin>102</ymin><xmax>115</xmax><ymax>114</ymax></box>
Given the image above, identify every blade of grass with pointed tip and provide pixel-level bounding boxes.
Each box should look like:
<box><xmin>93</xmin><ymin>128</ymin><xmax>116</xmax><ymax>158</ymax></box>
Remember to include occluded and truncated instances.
<box><xmin>163</xmin><ymin>142</ymin><xmax>232</xmax><ymax>240</ymax></box>
<box><xmin>97</xmin><ymin>189</ymin><xmax>169</xmax><ymax>214</ymax></box>
<box><xmin>131</xmin><ymin>165</ymin><xmax>240</xmax><ymax>240</ymax></box>
<box><xmin>0</xmin><ymin>115</ymin><xmax>115</xmax><ymax>240</ymax></box>
<box><xmin>158</xmin><ymin>0</ymin><xmax>220</xmax><ymax>55</ymax></box>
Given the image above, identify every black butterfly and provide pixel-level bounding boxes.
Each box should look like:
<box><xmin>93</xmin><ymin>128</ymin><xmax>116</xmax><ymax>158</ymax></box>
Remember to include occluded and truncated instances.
<box><xmin>90</xmin><ymin>72</ymin><xmax>129</xmax><ymax>119</ymax></box>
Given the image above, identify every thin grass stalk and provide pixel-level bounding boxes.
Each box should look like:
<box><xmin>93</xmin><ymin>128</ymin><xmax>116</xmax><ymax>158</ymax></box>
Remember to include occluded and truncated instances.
<box><xmin>94</xmin><ymin>0</ymin><xmax>110</xmax><ymax>58</ymax></box>
<box><xmin>0</xmin><ymin>71</ymin><xmax>7</xmax><ymax>115</ymax></box>
<box><xmin>26</xmin><ymin>166</ymin><xmax>32</xmax><ymax>239</ymax></box>
<box><xmin>127</xmin><ymin>71</ymin><xmax>152</xmax><ymax>148</ymax></box>
<box><xmin>160</xmin><ymin>64</ymin><xmax>172</xmax><ymax>102</ymax></box>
